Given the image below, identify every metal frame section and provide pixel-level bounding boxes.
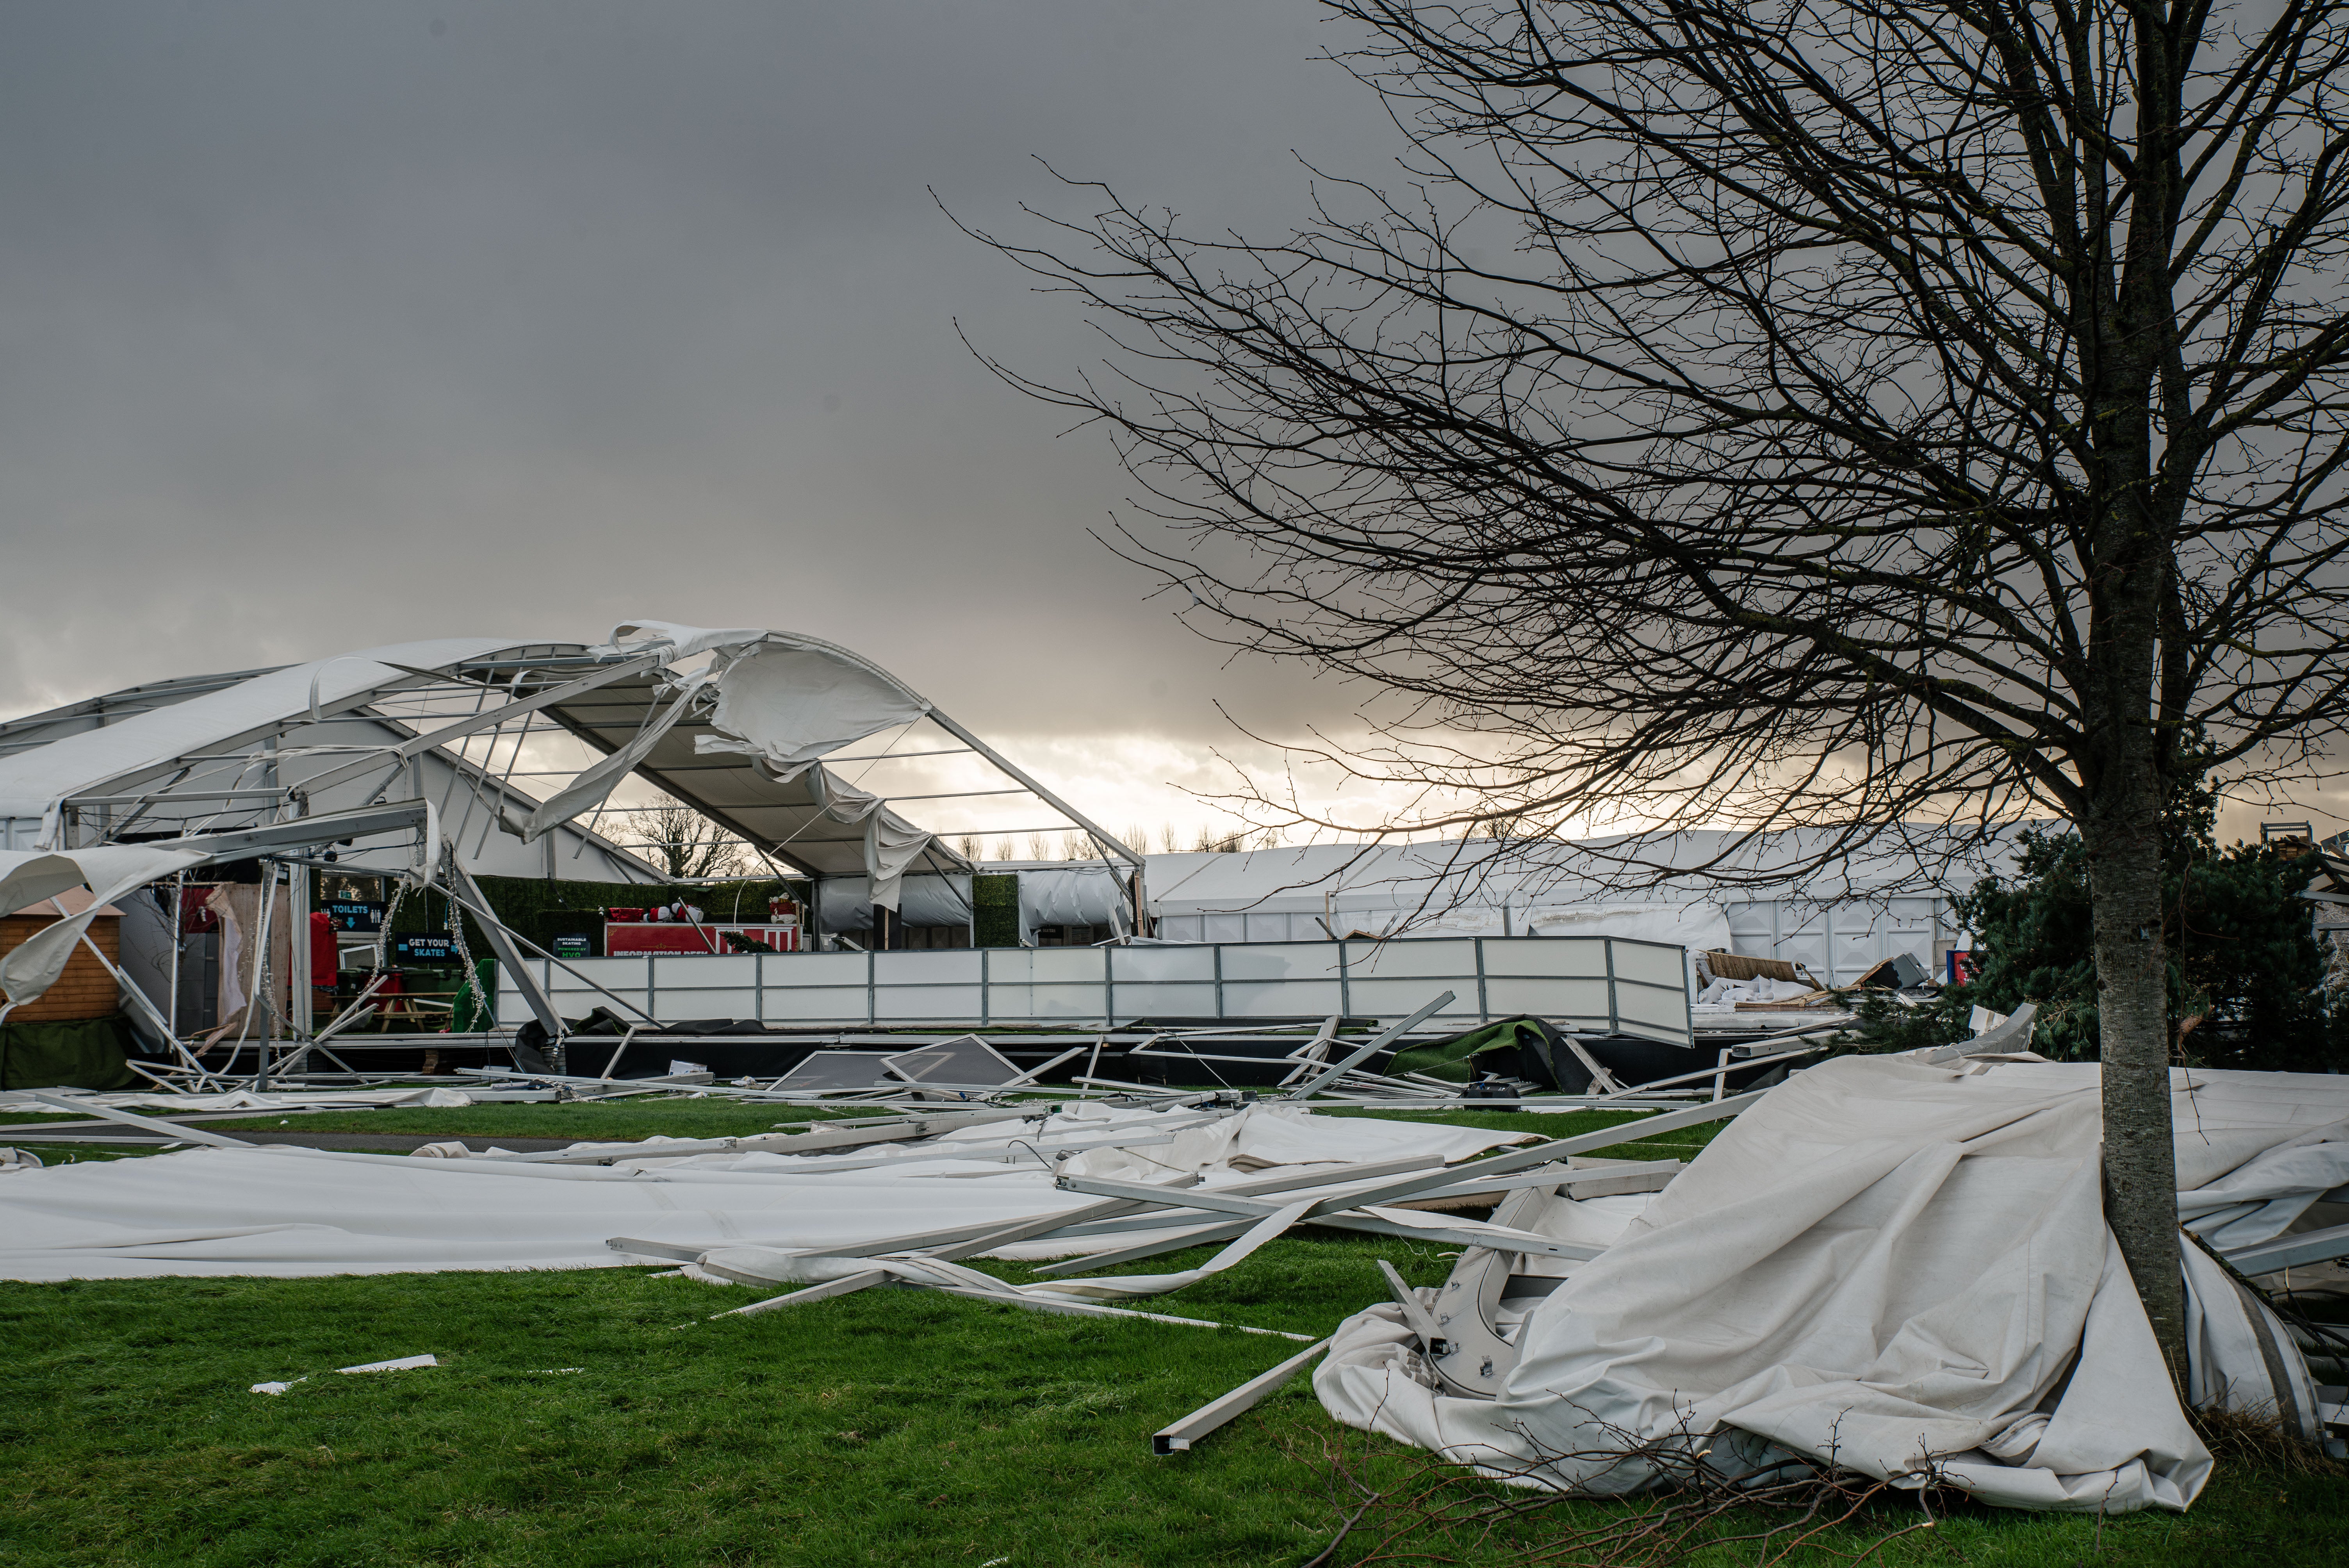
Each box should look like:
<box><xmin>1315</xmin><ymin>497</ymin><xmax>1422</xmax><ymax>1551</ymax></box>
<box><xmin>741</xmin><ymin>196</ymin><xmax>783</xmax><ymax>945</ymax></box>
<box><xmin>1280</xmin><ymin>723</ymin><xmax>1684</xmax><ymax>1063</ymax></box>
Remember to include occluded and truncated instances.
<box><xmin>0</xmin><ymin>666</ymin><xmax>291</xmax><ymax>757</ymax></box>
<box><xmin>2221</xmin><ymin>1218</ymin><xmax>2349</xmax><ymax>1277</ymax></box>
<box><xmin>522</xmin><ymin>659</ymin><xmax>970</xmax><ymax>886</ymax></box>
<box><xmin>514</xmin><ymin>634</ymin><xmax>1148</xmax><ymax>928</ymax></box>
<box><xmin>498</xmin><ymin>933</ymin><xmax>1697</xmax><ymax>1044</ymax></box>
<box><xmin>11</xmin><ymin>640</ymin><xmax>665</xmax><ymax>882</ymax></box>
<box><xmin>2</xmin><ymin>625</ymin><xmax>1156</xmax><ymax>935</ymax></box>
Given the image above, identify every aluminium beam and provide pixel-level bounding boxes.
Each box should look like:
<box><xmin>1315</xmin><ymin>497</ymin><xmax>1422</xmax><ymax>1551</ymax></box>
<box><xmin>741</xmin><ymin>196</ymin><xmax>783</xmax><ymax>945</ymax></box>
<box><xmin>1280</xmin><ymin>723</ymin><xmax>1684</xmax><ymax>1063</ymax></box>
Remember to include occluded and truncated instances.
<box><xmin>64</xmin><ymin>788</ymin><xmax>294</xmax><ymax>807</ymax></box>
<box><xmin>430</xmin><ymin>884</ymin><xmax>659</xmax><ymax>1029</ymax></box>
<box><xmin>1152</xmin><ymin>1338</ymin><xmax>1332</xmax><ymax>1455</ymax></box>
<box><xmin>142</xmin><ymin>800</ymin><xmax>434</xmax><ymax>863</ymax></box>
<box><xmin>440</xmin><ymin>855</ymin><xmax>563</xmax><ymax>1039</ymax></box>
<box><xmin>26</xmin><ymin>1093</ymin><xmax>257</xmax><ymax>1149</ymax></box>
<box><xmin>1239</xmin><ymin>1090</ymin><xmax>1766</xmax><ymax>1217</ymax></box>
<box><xmin>2222</xmin><ymin>1222</ymin><xmax>2349</xmax><ymax>1276</ymax></box>
<box><xmin>1289</xmin><ymin>993</ymin><xmax>1454</xmax><ymax>1098</ymax></box>
<box><xmin>609</xmin><ymin>1151</ymin><xmax>1447</xmax><ymax>1268</ymax></box>
<box><xmin>920</xmin><ymin>707</ymin><xmax>1145</xmax><ymax>869</ymax></box>
<box><xmin>1044</xmin><ymin>1172</ymin><xmax>1604</xmax><ymax>1261</ymax></box>
<box><xmin>1593</xmin><ymin>1046</ymin><xmax>1824</xmax><ymax>1099</ymax></box>
<box><xmin>289</xmin><ymin>652</ymin><xmax>668</xmax><ymax>803</ymax></box>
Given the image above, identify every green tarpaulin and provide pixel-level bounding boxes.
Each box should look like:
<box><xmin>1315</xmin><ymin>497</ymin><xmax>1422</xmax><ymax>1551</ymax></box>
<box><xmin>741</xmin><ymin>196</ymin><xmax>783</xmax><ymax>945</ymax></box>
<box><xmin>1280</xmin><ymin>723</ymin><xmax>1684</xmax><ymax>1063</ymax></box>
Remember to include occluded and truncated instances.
<box><xmin>0</xmin><ymin>1014</ymin><xmax>137</xmax><ymax>1091</ymax></box>
<box><xmin>1388</xmin><ymin>1016</ymin><xmax>1573</xmax><ymax>1087</ymax></box>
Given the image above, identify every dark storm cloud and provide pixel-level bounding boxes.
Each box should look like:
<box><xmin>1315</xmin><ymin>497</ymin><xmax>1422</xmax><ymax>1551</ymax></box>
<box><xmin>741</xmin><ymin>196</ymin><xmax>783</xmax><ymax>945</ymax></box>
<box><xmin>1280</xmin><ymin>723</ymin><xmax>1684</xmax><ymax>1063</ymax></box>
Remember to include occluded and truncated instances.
<box><xmin>0</xmin><ymin>1</ymin><xmax>1394</xmax><ymax>744</ymax></box>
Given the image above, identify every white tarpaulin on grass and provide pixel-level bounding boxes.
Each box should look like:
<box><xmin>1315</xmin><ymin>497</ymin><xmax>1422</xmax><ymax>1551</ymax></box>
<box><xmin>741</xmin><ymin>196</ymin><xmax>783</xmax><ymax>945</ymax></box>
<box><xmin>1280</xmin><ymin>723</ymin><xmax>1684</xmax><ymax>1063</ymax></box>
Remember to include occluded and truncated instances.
<box><xmin>1316</xmin><ymin>1058</ymin><xmax>2349</xmax><ymax>1516</ymax></box>
<box><xmin>0</xmin><ymin>1087</ymin><xmax>477</xmax><ymax>1115</ymax></box>
<box><xmin>0</xmin><ymin>1103</ymin><xmax>1529</xmax><ymax>1281</ymax></box>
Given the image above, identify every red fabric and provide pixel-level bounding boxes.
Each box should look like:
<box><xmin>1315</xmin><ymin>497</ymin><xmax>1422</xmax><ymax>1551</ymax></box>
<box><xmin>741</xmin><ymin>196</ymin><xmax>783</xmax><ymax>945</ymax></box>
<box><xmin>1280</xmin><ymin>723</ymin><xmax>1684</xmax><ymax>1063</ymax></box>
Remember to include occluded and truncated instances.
<box><xmin>310</xmin><ymin>911</ymin><xmax>339</xmax><ymax>989</ymax></box>
<box><xmin>606</xmin><ymin>923</ymin><xmax>724</xmax><ymax>954</ymax></box>
<box><xmin>178</xmin><ymin>886</ymin><xmax>220</xmax><ymax>935</ymax></box>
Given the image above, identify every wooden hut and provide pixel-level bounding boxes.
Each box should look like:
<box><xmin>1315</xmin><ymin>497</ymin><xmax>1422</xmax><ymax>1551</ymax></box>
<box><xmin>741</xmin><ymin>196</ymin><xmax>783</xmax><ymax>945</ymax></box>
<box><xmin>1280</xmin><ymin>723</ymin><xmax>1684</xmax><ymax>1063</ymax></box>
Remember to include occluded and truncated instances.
<box><xmin>0</xmin><ymin>887</ymin><xmax>123</xmax><ymax>1021</ymax></box>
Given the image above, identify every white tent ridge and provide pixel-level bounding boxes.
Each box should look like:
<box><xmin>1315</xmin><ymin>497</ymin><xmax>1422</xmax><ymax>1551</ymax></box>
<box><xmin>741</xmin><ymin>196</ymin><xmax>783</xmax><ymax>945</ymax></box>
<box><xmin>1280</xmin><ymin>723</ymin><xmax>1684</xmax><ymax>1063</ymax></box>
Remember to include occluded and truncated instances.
<box><xmin>0</xmin><ymin>618</ymin><xmax>1144</xmax><ymax>931</ymax></box>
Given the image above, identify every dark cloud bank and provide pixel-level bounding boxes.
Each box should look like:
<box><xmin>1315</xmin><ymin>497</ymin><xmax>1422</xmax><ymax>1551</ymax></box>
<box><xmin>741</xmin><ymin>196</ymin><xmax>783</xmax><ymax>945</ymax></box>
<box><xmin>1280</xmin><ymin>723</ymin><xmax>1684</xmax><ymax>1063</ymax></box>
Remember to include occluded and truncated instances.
<box><xmin>0</xmin><ymin>1</ymin><xmax>1390</xmax><ymax>744</ymax></box>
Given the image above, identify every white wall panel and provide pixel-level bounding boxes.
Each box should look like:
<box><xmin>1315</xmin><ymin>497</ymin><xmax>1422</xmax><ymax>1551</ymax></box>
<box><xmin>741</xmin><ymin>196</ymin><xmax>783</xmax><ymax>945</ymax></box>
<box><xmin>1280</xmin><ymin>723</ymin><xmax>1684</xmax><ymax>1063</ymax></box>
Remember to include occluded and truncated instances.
<box><xmin>1484</xmin><ymin>976</ymin><xmax>1611</xmax><ymax>1021</ymax></box>
<box><xmin>1221</xmin><ymin>979</ymin><xmax>1344</xmax><ymax>1017</ymax></box>
<box><xmin>875</xmin><ymin>986</ymin><xmax>983</xmax><ymax>1021</ymax></box>
<box><xmin>1484</xmin><ymin>937</ymin><xmax>1610</xmax><ymax>978</ymax></box>
<box><xmin>761</xmin><ymin>987</ymin><xmax>870</xmax><ymax>1022</ymax></box>
<box><xmin>1220</xmin><ymin>943</ymin><xmax>1343</xmax><ymax>982</ymax></box>
<box><xmin>1113</xmin><ymin>982</ymin><xmax>1217</xmax><ymax>1016</ymax></box>
<box><xmin>1112</xmin><ymin>946</ymin><xmax>1215</xmax><ymax>984</ymax></box>
<box><xmin>661</xmin><ymin>988</ymin><xmax>757</xmax><ymax>1018</ymax></box>
<box><xmin>498</xmin><ymin>932</ymin><xmax>1693</xmax><ymax>1043</ymax></box>
<box><xmin>1343</xmin><ymin>938</ymin><xmax>1477</xmax><ymax>979</ymax></box>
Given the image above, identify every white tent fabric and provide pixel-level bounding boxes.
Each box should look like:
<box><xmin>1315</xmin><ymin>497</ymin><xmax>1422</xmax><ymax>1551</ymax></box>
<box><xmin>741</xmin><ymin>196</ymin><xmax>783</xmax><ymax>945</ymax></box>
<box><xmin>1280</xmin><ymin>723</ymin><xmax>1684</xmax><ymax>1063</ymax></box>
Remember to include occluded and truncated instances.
<box><xmin>863</xmin><ymin>810</ymin><xmax>934</xmax><ymax>912</ymax></box>
<box><xmin>1524</xmin><ymin>902</ymin><xmax>1730</xmax><ymax>949</ymax></box>
<box><xmin>1016</xmin><ymin>864</ymin><xmax>1134</xmax><ymax>943</ymax></box>
<box><xmin>793</xmin><ymin>771</ymin><xmax>942</xmax><ymax>912</ymax></box>
<box><xmin>812</xmin><ymin>874</ymin><xmax>973</xmax><ymax>932</ymax></box>
<box><xmin>610</xmin><ymin>619</ymin><xmax>770</xmax><ymax>662</ymax></box>
<box><xmin>1316</xmin><ymin>1058</ymin><xmax>2349</xmax><ymax>1515</ymax></box>
<box><xmin>0</xmin><ymin>639</ymin><xmax>517</xmax><ymax>823</ymax></box>
<box><xmin>521</xmin><ymin>673</ymin><xmax>712</xmax><ymax>841</ymax></box>
<box><xmin>0</xmin><ymin>1087</ymin><xmax>478</xmax><ymax>1114</ymax></box>
<box><xmin>2179</xmin><ymin>1240</ymin><xmax>2323</xmax><ymax>1441</ymax></box>
<box><xmin>1392</xmin><ymin>900</ymin><xmax>1731</xmax><ymax>948</ymax></box>
<box><xmin>0</xmin><ymin>845</ymin><xmax>210</xmax><ymax>1009</ymax></box>
<box><xmin>691</xmin><ymin>634</ymin><xmax>930</xmax><ymax>778</ymax></box>
<box><xmin>1144</xmin><ymin>831</ymin><xmax>2029</xmax><ymax>922</ymax></box>
<box><xmin>0</xmin><ymin>1103</ymin><xmax>1528</xmax><ymax>1281</ymax></box>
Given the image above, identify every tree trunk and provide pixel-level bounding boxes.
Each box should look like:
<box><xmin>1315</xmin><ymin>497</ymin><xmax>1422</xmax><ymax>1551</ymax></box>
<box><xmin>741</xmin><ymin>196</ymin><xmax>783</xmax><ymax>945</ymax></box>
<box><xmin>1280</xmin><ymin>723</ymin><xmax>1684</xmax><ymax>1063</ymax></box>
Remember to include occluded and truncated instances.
<box><xmin>2085</xmin><ymin>795</ymin><xmax>2185</xmax><ymax>1384</ymax></box>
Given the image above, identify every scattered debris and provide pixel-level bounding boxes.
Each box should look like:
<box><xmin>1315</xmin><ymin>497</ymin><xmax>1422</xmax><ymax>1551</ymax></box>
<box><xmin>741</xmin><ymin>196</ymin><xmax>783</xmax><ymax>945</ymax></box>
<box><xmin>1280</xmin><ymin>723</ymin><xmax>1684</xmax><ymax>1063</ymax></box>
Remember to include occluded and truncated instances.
<box><xmin>251</xmin><ymin>1353</ymin><xmax>438</xmax><ymax>1395</ymax></box>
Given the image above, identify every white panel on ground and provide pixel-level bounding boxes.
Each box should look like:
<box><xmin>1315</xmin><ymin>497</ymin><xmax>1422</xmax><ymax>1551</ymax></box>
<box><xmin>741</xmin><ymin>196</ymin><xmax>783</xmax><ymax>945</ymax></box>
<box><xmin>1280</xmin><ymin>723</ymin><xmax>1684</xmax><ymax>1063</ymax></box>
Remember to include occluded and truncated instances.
<box><xmin>770</xmin><ymin>1051</ymin><xmax>896</xmax><ymax>1090</ymax></box>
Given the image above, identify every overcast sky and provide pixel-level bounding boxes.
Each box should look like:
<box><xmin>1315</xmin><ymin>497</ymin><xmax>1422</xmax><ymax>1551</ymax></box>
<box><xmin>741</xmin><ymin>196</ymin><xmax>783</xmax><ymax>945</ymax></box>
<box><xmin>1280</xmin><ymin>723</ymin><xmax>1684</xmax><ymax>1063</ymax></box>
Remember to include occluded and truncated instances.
<box><xmin>0</xmin><ymin>2</ymin><xmax>1433</xmax><ymax>843</ymax></box>
<box><xmin>0</xmin><ymin>3</ymin><xmax>2332</xmax><ymax>846</ymax></box>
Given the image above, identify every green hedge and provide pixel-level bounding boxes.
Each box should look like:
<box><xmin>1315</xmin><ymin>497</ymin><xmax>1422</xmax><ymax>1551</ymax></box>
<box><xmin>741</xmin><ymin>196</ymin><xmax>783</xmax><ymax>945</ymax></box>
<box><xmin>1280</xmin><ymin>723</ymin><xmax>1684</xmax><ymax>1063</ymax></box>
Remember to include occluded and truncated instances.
<box><xmin>0</xmin><ymin>1016</ymin><xmax>137</xmax><ymax>1090</ymax></box>
<box><xmin>973</xmin><ymin>873</ymin><xmax>1021</xmax><ymax>948</ymax></box>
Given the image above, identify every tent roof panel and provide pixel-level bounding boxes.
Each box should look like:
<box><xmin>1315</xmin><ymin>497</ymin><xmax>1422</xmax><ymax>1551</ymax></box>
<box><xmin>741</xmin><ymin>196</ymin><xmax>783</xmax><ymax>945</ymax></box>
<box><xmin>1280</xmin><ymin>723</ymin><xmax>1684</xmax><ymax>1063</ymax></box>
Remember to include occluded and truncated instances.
<box><xmin>0</xmin><ymin>638</ymin><xmax>528</xmax><ymax>817</ymax></box>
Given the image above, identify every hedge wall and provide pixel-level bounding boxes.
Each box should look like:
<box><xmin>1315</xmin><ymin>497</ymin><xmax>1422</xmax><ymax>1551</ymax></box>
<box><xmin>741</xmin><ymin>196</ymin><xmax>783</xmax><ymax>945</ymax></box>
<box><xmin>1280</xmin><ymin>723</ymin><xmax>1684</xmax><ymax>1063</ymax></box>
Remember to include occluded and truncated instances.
<box><xmin>973</xmin><ymin>873</ymin><xmax>1021</xmax><ymax>948</ymax></box>
<box><xmin>344</xmin><ymin>872</ymin><xmax>811</xmax><ymax>962</ymax></box>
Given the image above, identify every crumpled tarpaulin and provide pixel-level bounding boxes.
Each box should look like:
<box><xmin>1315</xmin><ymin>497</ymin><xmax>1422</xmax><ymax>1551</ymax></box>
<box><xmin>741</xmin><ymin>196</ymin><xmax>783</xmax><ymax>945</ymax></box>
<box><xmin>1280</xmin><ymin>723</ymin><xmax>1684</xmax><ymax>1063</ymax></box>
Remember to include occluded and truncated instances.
<box><xmin>0</xmin><ymin>1085</ymin><xmax>476</xmax><ymax>1115</ymax></box>
<box><xmin>690</xmin><ymin>634</ymin><xmax>930</xmax><ymax>779</ymax></box>
<box><xmin>0</xmin><ymin>1102</ymin><xmax>1529</xmax><ymax>1281</ymax></box>
<box><xmin>1317</xmin><ymin>1058</ymin><xmax>2349</xmax><ymax>1515</ymax></box>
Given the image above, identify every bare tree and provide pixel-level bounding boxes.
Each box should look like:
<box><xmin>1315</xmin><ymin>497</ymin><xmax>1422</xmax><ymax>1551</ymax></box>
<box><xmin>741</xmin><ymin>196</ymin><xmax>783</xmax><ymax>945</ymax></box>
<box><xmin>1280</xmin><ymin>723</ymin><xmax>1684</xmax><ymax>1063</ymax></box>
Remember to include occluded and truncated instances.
<box><xmin>963</xmin><ymin>0</ymin><xmax>2349</xmax><ymax>1375</ymax></box>
<box><xmin>608</xmin><ymin>797</ymin><xmax>750</xmax><ymax>881</ymax></box>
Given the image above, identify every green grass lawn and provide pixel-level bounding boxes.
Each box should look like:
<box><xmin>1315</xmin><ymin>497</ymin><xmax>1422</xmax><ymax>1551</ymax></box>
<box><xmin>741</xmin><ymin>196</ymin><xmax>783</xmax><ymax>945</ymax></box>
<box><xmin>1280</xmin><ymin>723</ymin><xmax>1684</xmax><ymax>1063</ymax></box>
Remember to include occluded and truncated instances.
<box><xmin>2</xmin><ymin>1096</ymin><xmax>2341</xmax><ymax>1564</ymax></box>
